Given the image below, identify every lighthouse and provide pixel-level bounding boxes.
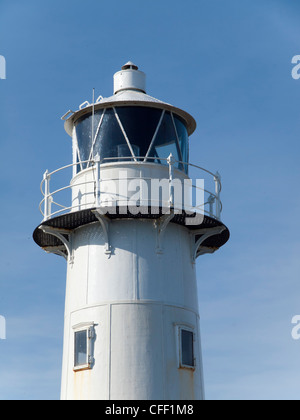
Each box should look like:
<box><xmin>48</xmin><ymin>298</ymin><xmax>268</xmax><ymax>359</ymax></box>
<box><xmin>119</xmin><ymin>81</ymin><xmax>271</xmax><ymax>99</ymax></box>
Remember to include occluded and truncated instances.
<box><xmin>33</xmin><ymin>62</ymin><xmax>229</xmax><ymax>400</ymax></box>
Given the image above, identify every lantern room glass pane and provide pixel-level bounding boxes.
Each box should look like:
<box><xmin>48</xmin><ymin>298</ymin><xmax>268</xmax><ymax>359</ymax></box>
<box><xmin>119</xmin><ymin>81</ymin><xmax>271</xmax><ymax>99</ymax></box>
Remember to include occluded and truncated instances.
<box><xmin>93</xmin><ymin>108</ymin><xmax>131</xmax><ymax>161</ymax></box>
<box><xmin>147</xmin><ymin>111</ymin><xmax>184</xmax><ymax>171</ymax></box>
<box><xmin>116</xmin><ymin>106</ymin><xmax>162</xmax><ymax>158</ymax></box>
<box><xmin>174</xmin><ymin>116</ymin><xmax>189</xmax><ymax>173</ymax></box>
<box><xmin>75</xmin><ymin>111</ymin><xmax>103</xmax><ymax>169</ymax></box>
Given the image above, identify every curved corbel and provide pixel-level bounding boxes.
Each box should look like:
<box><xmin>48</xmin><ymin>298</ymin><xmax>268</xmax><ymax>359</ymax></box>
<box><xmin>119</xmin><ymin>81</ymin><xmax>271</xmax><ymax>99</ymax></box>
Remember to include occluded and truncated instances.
<box><xmin>92</xmin><ymin>209</ymin><xmax>112</xmax><ymax>257</ymax></box>
<box><xmin>192</xmin><ymin>226</ymin><xmax>226</xmax><ymax>262</ymax></box>
<box><xmin>154</xmin><ymin>211</ymin><xmax>174</xmax><ymax>254</ymax></box>
<box><xmin>39</xmin><ymin>225</ymin><xmax>73</xmax><ymax>264</ymax></box>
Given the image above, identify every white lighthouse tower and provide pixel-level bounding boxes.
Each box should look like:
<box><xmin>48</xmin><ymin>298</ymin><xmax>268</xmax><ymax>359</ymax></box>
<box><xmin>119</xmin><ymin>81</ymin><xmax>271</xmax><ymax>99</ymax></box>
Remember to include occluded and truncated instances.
<box><xmin>33</xmin><ymin>62</ymin><xmax>229</xmax><ymax>400</ymax></box>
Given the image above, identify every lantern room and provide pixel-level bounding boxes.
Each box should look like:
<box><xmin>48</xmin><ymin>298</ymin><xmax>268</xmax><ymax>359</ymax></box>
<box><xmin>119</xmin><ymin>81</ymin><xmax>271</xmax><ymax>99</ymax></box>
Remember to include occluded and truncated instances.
<box><xmin>63</xmin><ymin>62</ymin><xmax>196</xmax><ymax>176</ymax></box>
<box><xmin>73</xmin><ymin>106</ymin><xmax>189</xmax><ymax>173</ymax></box>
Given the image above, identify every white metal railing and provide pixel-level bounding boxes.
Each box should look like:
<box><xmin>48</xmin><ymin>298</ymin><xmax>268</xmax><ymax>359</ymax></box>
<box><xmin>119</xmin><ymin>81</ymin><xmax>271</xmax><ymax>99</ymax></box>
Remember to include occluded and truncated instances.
<box><xmin>39</xmin><ymin>155</ymin><xmax>222</xmax><ymax>222</ymax></box>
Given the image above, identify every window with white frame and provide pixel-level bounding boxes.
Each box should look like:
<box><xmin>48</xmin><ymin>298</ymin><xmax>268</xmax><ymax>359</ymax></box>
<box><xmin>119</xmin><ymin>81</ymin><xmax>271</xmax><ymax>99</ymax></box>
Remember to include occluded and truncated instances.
<box><xmin>177</xmin><ymin>325</ymin><xmax>195</xmax><ymax>369</ymax></box>
<box><xmin>73</xmin><ymin>323</ymin><xmax>95</xmax><ymax>371</ymax></box>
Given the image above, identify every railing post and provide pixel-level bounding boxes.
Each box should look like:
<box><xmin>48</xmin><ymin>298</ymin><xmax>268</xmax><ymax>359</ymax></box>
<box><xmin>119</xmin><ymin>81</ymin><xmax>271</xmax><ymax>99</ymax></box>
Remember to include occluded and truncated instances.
<box><xmin>95</xmin><ymin>153</ymin><xmax>101</xmax><ymax>208</ymax></box>
<box><xmin>43</xmin><ymin>170</ymin><xmax>51</xmax><ymax>221</ymax></box>
<box><xmin>167</xmin><ymin>153</ymin><xmax>175</xmax><ymax>208</ymax></box>
<box><xmin>207</xmin><ymin>194</ymin><xmax>215</xmax><ymax>218</ymax></box>
<box><xmin>214</xmin><ymin>171</ymin><xmax>221</xmax><ymax>220</ymax></box>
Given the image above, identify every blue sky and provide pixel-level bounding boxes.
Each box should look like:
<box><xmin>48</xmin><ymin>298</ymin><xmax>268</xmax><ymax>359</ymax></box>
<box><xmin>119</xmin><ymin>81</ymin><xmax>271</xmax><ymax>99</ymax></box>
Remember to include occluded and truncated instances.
<box><xmin>0</xmin><ymin>0</ymin><xmax>300</xmax><ymax>400</ymax></box>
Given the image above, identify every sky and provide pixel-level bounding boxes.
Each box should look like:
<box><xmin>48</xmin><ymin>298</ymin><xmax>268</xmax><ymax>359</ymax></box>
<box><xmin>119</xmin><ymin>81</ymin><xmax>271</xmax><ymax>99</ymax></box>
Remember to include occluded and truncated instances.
<box><xmin>0</xmin><ymin>0</ymin><xmax>300</xmax><ymax>400</ymax></box>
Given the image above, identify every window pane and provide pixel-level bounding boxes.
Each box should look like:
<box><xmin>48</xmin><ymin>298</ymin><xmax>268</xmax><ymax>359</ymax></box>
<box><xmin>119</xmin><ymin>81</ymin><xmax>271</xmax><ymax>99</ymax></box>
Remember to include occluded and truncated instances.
<box><xmin>74</xmin><ymin>330</ymin><xmax>87</xmax><ymax>367</ymax></box>
<box><xmin>117</xmin><ymin>106</ymin><xmax>162</xmax><ymax>158</ymax></box>
<box><xmin>93</xmin><ymin>108</ymin><xmax>131</xmax><ymax>162</ymax></box>
<box><xmin>181</xmin><ymin>329</ymin><xmax>194</xmax><ymax>367</ymax></box>
<box><xmin>174</xmin><ymin>116</ymin><xmax>189</xmax><ymax>174</ymax></box>
<box><xmin>147</xmin><ymin>112</ymin><xmax>183</xmax><ymax>171</ymax></box>
<box><xmin>75</xmin><ymin>111</ymin><xmax>103</xmax><ymax>169</ymax></box>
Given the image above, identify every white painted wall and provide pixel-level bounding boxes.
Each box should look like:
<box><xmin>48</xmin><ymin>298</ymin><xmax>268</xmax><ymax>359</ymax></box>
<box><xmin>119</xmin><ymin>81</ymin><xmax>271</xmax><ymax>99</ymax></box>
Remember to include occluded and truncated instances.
<box><xmin>70</xmin><ymin>162</ymin><xmax>190</xmax><ymax>212</ymax></box>
<box><xmin>60</xmin><ymin>219</ymin><xmax>204</xmax><ymax>400</ymax></box>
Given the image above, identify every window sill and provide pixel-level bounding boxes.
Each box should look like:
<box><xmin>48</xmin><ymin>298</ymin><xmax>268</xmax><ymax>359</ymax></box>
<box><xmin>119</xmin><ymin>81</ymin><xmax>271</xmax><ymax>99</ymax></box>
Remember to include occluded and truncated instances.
<box><xmin>179</xmin><ymin>364</ymin><xmax>196</xmax><ymax>371</ymax></box>
<box><xmin>73</xmin><ymin>364</ymin><xmax>91</xmax><ymax>372</ymax></box>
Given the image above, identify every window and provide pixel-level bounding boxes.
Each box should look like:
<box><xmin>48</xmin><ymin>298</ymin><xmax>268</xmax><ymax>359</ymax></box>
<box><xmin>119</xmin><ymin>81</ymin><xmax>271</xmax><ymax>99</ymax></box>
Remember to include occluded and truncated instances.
<box><xmin>93</xmin><ymin>108</ymin><xmax>132</xmax><ymax>161</ymax></box>
<box><xmin>74</xmin><ymin>106</ymin><xmax>189</xmax><ymax>174</ymax></box>
<box><xmin>174</xmin><ymin>116</ymin><xmax>189</xmax><ymax>173</ymax></box>
<box><xmin>177</xmin><ymin>326</ymin><xmax>195</xmax><ymax>369</ymax></box>
<box><xmin>147</xmin><ymin>111</ymin><xmax>183</xmax><ymax>170</ymax></box>
<box><xmin>116</xmin><ymin>106</ymin><xmax>162</xmax><ymax>157</ymax></box>
<box><xmin>181</xmin><ymin>329</ymin><xmax>194</xmax><ymax>367</ymax></box>
<box><xmin>75</xmin><ymin>111</ymin><xmax>103</xmax><ymax>169</ymax></box>
<box><xmin>73</xmin><ymin>323</ymin><xmax>94</xmax><ymax>371</ymax></box>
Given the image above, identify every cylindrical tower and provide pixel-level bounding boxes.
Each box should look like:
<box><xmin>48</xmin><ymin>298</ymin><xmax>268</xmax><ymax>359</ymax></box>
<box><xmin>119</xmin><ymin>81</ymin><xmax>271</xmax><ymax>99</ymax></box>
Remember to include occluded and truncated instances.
<box><xmin>33</xmin><ymin>62</ymin><xmax>229</xmax><ymax>400</ymax></box>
